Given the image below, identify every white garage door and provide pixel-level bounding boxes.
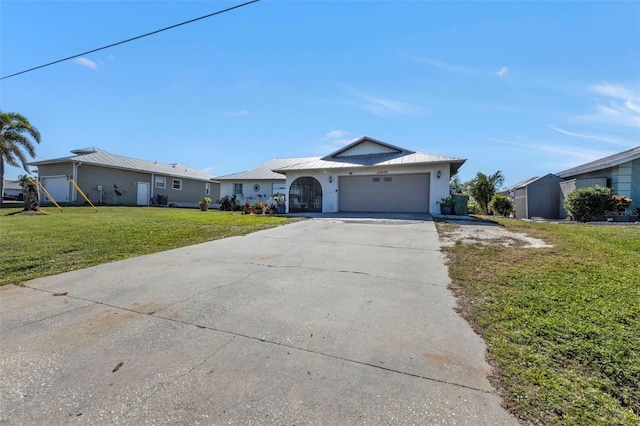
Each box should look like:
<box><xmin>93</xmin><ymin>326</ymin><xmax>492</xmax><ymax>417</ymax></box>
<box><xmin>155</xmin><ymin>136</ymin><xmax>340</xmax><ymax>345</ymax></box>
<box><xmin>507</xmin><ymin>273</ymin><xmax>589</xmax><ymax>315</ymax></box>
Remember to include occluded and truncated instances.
<box><xmin>339</xmin><ymin>174</ymin><xmax>430</xmax><ymax>213</ymax></box>
<box><xmin>41</xmin><ymin>176</ymin><xmax>70</xmax><ymax>203</ymax></box>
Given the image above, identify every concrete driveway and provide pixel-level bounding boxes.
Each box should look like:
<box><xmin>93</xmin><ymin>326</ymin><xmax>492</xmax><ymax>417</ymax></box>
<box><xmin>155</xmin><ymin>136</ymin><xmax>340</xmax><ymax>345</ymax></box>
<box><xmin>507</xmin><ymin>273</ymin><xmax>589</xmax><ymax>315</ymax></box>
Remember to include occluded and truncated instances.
<box><xmin>1</xmin><ymin>216</ymin><xmax>517</xmax><ymax>425</ymax></box>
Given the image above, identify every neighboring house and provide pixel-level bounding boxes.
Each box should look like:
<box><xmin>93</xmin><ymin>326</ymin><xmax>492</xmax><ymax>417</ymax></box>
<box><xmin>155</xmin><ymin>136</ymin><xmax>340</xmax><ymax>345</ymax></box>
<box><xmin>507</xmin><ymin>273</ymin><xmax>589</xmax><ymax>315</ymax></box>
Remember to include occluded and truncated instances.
<box><xmin>500</xmin><ymin>174</ymin><xmax>561</xmax><ymax>219</ymax></box>
<box><xmin>29</xmin><ymin>147</ymin><xmax>219</xmax><ymax>207</ymax></box>
<box><xmin>2</xmin><ymin>179</ymin><xmax>23</xmax><ymax>200</ymax></box>
<box><xmin>262</xmin><ymin>136</ymin><xmax>465</xmax><ymax>214</ymax></box>
<box><xmin>557</xmin><ymin>146</ymin><xmax>640</xmax><ymax>218</ymax></box>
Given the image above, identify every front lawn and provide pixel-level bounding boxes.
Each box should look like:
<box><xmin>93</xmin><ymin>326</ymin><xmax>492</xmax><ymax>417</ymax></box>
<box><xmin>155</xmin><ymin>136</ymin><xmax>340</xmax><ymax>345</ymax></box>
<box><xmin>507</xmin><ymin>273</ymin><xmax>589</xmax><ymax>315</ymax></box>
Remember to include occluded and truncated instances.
<box><xmin>0</xmin><ymin>206</ymin><xmax>294</xmax><ymax>286</ymax></box>
<box><xmin>441</xmin><ymin>220</ymin><xmax>639</xmax><ymax>425</ymax></box>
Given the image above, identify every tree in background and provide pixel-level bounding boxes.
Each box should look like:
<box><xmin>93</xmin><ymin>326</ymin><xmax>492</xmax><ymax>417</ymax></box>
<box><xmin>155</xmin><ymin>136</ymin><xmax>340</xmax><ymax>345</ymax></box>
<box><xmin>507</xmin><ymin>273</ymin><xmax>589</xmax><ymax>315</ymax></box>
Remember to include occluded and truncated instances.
<box><xmin>449</xmin><ymin>173</ymin><xmax>464</xmax><ymax>194</ymax></box>
<box><xmin>463</xmin><ymin>171</ymin><xmax>505</xmax><ymax>215</ymax></box>
<box><xmin>490</xmin><ymin>194</ymin><xmax>514</xmax><ymax>217</ymax></box>
<box><xmin>1</xmin><ymin>111</ymin><xmax>41</xmax><ymax>207</ymax></box>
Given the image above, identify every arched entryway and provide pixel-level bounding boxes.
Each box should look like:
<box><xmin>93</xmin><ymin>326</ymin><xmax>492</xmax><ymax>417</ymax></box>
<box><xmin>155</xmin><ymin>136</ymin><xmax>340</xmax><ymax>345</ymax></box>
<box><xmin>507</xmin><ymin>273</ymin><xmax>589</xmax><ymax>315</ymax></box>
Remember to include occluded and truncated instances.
<box><xmin>289</xmin><ymin>177</ymin><xmax>322</xmax><ymax>213</ymax></box>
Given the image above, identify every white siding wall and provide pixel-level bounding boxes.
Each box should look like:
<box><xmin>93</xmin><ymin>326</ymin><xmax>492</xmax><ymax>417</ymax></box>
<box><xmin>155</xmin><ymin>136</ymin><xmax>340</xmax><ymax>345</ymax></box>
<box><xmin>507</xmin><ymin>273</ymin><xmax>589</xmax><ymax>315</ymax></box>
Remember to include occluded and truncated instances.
<box><xmin>335</xmin><ymin>141</ymin><xmax>399</xmax><ymax>157</ymax></box>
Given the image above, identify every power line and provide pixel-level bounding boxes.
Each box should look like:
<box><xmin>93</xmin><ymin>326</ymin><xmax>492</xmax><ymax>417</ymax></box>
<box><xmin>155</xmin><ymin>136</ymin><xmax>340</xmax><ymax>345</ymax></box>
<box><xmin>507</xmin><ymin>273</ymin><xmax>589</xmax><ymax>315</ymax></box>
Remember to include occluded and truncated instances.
<box><xmin>1</xmin><ymin>0</ymin><xmax>260</xmax><ymax>80</ymax></box>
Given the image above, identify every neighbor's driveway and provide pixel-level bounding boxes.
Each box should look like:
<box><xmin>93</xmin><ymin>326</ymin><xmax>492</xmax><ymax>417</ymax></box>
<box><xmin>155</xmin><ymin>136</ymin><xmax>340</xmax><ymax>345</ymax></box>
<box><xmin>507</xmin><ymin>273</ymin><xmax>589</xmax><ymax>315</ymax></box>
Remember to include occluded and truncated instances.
<box><xmin>0</xmin><ymin>216</ymin><xmax>516</xmax><ymax>425</ymax></box>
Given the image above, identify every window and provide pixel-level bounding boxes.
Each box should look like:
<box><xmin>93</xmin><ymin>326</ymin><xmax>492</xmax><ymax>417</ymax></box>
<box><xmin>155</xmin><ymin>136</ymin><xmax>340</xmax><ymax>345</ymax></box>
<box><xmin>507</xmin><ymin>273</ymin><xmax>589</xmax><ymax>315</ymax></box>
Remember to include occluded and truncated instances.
<box><xmin>272</xmin><ymin>182</ymin><xmax>286</xmax><ymax>195</ymax></box>
<box><xmin>155</xmin><ymin>176</ymin><xmax>166</xmax><ymax>188</ymax></box>
<box><xmin>205</xmin><ymin>183</ymin><xmax>210</xmax><ymax>196</ymax></box>
<box><xmin>372</xmin><ymin>177</ymin><xmax>381</xmax><ymax>183</ymax></box>
<box><xmin>383</xmin><ymin>177</ymin><xmax>392</xmax><ymax>182</ymax></box>
<box><xmin>233</xmin><ymin>183</ymin><xmax>243</xmax><ymax>195</ymax></box>
<box><xmin>172</xmin><ymin>179</ymin><xmax>182</xmax><ymax>190</ymax></box>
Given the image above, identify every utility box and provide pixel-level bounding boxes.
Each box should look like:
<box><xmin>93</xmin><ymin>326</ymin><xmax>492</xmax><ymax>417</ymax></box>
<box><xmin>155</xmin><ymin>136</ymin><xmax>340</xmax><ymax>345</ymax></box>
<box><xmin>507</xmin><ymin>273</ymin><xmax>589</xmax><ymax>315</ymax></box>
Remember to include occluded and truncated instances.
<box><xmin>157</xmin><ymin>195</ymin><xmax>168</xmax><ymax>206</ymax></box>
<box><xmin>452</xmin><ymin>194</ymin><xmax>469</xmax><ymax>215</ymax></box>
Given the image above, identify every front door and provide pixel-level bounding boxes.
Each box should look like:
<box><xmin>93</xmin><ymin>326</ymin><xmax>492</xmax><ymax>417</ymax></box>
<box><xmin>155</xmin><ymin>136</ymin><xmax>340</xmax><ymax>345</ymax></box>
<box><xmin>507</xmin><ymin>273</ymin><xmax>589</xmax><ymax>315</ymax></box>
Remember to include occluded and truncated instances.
<box><xmin>289</xmin><ymin>177</ymin><xmax>322</xmax><ymax>212</ymax></box>
<box><xmin>137</xmin><ymin>182</ymin><xmax>150</xmax><ymax>206</ymax></box>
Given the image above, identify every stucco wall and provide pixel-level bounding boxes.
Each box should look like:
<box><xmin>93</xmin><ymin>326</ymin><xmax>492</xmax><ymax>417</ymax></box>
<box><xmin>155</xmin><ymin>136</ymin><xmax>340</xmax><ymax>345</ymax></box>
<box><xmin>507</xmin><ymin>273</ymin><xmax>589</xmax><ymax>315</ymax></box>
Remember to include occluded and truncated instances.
<box><xmin>283</xmin><ymin>163</ymin><xmax>451</xmax><ymax>213</ymax></box>
<box><xmin>219</xmin><ymin>180</ymin><xmax>286</xmax><ymax>205</ymax></box>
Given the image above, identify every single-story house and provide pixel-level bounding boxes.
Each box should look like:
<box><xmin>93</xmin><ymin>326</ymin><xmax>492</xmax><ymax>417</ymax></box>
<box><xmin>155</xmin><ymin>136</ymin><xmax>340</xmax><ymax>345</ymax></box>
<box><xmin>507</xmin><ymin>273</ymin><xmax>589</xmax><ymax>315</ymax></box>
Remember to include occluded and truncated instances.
<box><xmin>2</xmin><ymin>179</ymin><xmax>23</xmax><ymax>200</ymax></box>
<box><xmin>557</xmin><ymin>146</ymin><xmax>640</xmax><ymax>218</ymax></box>
<box><xmin>217</xmin><ymin>136</ymin><xmax>465</xmax><ymax>214</ymax></box>
<box><xmin>500</xmin><ymin>174</ymin><xmax>561</xmax><ymax>219</ymax></box>
<box><xmin>29</xmin><ymin>147</ymin><xmax>219</xmax><ymax>207</ymax></box>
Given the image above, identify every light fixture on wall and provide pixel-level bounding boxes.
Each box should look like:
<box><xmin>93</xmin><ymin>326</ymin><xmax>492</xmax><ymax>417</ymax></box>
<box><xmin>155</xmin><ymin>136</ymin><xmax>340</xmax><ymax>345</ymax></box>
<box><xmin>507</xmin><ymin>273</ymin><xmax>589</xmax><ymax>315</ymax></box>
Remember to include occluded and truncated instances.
<box><xmin>328</xmin><ymin>176</ymin><xmax>333</xmax><ymax>183</ymax></box>
<box><xmin>437</xmin><ymin>170</ymin><xmax>441</xmax><ymax>179</ymax></box>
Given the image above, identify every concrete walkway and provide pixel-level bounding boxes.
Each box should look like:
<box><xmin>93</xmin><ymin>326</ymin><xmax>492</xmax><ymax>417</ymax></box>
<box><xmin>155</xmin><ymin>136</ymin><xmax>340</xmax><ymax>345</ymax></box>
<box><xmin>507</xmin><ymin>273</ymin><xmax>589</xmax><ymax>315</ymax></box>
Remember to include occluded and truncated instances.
<box><xmin>0</xmin><ymin>216</ymin><xmax>517</xmax><ymax>425</ymax></box>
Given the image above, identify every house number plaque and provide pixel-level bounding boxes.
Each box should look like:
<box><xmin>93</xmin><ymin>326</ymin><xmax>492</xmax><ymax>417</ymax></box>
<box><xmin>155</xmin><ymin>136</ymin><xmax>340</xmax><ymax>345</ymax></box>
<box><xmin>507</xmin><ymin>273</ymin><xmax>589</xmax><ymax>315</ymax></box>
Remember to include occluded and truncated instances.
<box><xmin>376</xmin><ymin>170</ymin><xmax>388</xmax><ymax>175</ymax></box>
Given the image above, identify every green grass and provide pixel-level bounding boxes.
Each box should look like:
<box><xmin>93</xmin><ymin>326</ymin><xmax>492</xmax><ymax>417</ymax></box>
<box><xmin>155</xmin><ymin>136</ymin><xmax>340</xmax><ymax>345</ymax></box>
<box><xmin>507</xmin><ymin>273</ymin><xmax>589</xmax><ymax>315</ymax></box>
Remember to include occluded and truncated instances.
<box><xmin>441</xmin><ymin>220</ymin><xmax>639</xmax><ymax>425</ymax></box>
<box><xmin>0</xmin><ymin>206</ymin><xmax>295</xmax><ymax>286</ymax></box>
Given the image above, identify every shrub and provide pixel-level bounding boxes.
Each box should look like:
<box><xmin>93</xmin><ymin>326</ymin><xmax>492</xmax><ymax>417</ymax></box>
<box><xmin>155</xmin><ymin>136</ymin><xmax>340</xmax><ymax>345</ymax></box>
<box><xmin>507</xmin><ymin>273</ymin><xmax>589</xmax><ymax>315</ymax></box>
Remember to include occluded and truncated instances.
<box><xmin>612</xmin><ymin>195</ymin><xmax>632</xmax><ymax>212</ymax></box>
<box><xmin>564</xmin><ymin>186</ymin><xmax>616</xmax><ymax>222</ymax></box>
<box><xmin>490</xmin><ymin>194</ymin><xmax>513</xmax><ymax>217</ymax></box>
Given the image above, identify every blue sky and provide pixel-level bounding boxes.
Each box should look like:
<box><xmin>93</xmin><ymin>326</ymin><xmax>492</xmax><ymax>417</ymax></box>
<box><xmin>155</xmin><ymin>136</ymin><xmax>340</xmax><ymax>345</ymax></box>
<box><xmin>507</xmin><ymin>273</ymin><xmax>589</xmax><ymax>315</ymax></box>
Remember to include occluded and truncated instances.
<box><xmin>2</xmin><ymin>0</ymin><xmax>639</xmax><ymax>187</ymax></box>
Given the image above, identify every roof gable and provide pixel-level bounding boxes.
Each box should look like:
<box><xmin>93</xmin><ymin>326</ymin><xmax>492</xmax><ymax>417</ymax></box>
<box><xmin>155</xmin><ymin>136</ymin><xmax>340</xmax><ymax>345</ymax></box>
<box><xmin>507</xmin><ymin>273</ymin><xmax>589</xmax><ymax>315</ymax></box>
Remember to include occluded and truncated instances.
<box><xmin>326</xmin><ymin>136</ymin><xmax>411</xmax><ymax>159</ymax></box>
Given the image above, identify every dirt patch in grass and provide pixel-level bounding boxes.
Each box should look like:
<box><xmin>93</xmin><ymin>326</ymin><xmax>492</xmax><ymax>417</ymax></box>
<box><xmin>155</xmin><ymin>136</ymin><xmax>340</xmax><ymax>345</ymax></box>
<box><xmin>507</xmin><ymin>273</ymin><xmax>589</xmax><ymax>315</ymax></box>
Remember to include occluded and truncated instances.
<box><xmin>6</xmin><ymin>210</ymin><xmax>48</xmax><ymax>216</ymax></box>
<box><xmin>436</xmin><ymin>218</ymin><xmax>552</xmax><ymax>248</ymax></box>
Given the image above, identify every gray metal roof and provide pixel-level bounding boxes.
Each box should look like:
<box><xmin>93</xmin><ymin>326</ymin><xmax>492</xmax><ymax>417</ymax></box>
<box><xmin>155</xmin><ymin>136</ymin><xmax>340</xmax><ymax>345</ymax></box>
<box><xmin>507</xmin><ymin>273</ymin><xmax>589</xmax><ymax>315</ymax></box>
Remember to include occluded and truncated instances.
<box><xmin>215</xmin><ymin>158</ymin><xmax>294</xmax><ymax>180</ymax></box>
<box><xmin>272</xmin><ymin>152</ymin><xmax>466</xmax><ymax>173</ymax></box>
<box><xmin>500</xmin><ymin>173</ymin><xmax>561</xmax><ymax>193</ymax></box>
<box><xmin>502</xmin><ymin>176</ymin><xmax>541</xmax><ymax>192</ymax></box>
<box><xmin>30</xmin><ymin>147</ymin><xmax>215</xmax><ymax>181</ymax></box>
<box><xmin>217</xmin><ymin>137</ymin><xmax>466</xmax><ymax>179</ymax></box>
<box><xmin>556</xmin><ymin>146</ymin><xmax>640</xmax><ymax>179</ymax></box>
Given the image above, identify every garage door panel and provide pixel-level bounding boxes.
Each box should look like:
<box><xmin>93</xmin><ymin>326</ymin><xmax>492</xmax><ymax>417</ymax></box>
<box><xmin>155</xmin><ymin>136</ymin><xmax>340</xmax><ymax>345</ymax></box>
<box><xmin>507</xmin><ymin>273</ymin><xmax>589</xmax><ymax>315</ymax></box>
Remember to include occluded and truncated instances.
<box><xmin>339</xmin><ymin>174</ymin><xmax>430</xmax><ymax>213</ymax></box>
<box><xmin>41</xmin><ymin>177</ymin><xmax>70</xmax><ymax>203</ymax></box>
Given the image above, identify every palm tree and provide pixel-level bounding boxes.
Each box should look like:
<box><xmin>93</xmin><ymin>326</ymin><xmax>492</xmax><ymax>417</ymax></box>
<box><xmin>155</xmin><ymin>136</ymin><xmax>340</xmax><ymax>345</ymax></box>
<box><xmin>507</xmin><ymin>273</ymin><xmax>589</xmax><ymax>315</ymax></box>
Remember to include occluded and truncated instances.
<box><xmin>1</xmin><ymin>111</ymin><xmax>41</xmax><ymax>207</ymax></box>
<box><xmin>464</xmin><ymin>171</ymin><xmax>505</xmax><ymax>215</ymax></box>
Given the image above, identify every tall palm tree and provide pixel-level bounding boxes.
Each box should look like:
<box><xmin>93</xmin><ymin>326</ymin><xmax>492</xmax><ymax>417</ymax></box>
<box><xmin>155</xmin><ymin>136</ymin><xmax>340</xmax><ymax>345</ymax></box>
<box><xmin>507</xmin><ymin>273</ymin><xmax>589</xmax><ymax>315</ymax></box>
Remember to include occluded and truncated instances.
<box><xmin>0</xmin><ymin>111</ymin><xmax>41</xmax><ymax>207</ymax></box>
<box><xmin>464</xmin><ymin>171</ymin><xmax>505</xmax><ymax>215</ymax></box>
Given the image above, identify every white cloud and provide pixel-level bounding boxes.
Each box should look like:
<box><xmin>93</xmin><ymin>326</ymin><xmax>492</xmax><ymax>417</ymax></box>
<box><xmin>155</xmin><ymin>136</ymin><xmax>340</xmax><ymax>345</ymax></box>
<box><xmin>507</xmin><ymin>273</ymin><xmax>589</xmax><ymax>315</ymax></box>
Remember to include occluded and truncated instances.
<box><xmin>589</xmin><ymin>82</ymin><xmax>638</xmax><ymax>101</ymax></box>
<box><xmin>548</xmin><ymin>125</ymin><xmax>598</xmax><ymax>139</ymax></box>
<box><xmin>485</xmin><ymin>135</ymin><xmax>614</xmax><ymax>165</ymax></box>
<box><xmin>627</xmin><ymin>100</ymin><xmax>640</xmax><ymax>114</ymax></box>
<box><xmin>576</xmin><ymin>82</ymin><xmax>640</xmax><ymax>129</ymax></box>
<box><xmin>74</xmin><ymin>57</ymin><xmax>97</xmax><ymax>69</ymax></box>
<box><xmin>324</xmin><ymin>130</ymin><xmax>350</xmax><ymax>140</ymax></box>
<box><xmin>495</xmin><ymin>67</ymin><xmax>508</xmax><ymax>77</ymax></box>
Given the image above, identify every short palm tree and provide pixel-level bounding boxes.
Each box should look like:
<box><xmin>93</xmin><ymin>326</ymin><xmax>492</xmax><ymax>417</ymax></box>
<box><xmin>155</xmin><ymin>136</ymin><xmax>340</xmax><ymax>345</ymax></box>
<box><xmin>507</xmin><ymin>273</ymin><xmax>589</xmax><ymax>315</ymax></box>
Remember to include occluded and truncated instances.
<box><xmin>1</xmin><ymin>111</ymin><xmax>41</xmax><ymax>207</ymax></box>
<box><xmin>464</xmin><ymin>171</ymin><xmax>505</xmax><ymax>215</ymax></box>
